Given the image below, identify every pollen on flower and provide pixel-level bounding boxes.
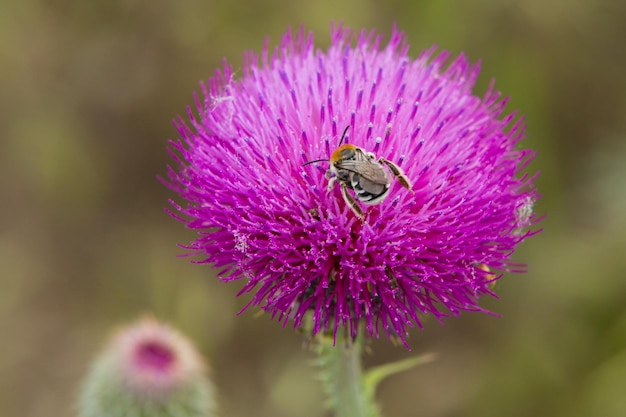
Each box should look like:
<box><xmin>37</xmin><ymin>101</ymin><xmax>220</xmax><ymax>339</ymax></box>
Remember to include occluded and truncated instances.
<box><xmin>476</xmin><ymin>264</ymin><xmax>498</xmax><ymax>289</ymax></box>
<box><xmin>515</xmin><ymin>195</ymin><xmax>536</xmax><ymax>234</ymax></box>
<box><xmin>234</xmin><ymin>231</ymin><xmax>249</xmax><ymax>253</ymax></box>
<box><xmin>210</xmin><ymin>93</ymin><xmax>234</xmax><ymax>107</ymax></box>
<box><xmin>165</xmin><ymin>24</ymin><xmax>541</xmax><ymax>348</ymax></box>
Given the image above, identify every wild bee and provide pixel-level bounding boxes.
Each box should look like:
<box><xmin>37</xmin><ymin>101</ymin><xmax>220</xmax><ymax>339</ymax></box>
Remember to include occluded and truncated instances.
<box><xmin>303</xmin><ymin>126</ymin><xmax>413</xmax><ymax>219</ymax></box>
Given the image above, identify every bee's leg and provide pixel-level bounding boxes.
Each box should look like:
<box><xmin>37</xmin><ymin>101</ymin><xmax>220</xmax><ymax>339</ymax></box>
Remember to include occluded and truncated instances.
<box><xmin>379</xmin><ymin>158</ymin><xmax>413</xmax><ymax>192</ymax></box>
<box><xmin>326</xmin><ymin>176</ymin><xmax>337</xmax><ymax>192</ymax></box>
<box><xmin>340</xmin><ymin>183</ymin><xmax>364</xmax><ymax>219</ymax></box>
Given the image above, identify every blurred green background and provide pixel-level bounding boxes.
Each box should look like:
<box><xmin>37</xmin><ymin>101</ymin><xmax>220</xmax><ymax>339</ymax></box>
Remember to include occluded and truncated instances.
<box><xmin>2</xmin><ymin>0</ymin><xmax>626</xmax><ymax>416</ymax></box>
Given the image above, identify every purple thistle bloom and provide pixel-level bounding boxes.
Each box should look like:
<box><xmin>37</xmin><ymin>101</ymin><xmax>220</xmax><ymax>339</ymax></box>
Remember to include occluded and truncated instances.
<box><xmin>165</xmin><ymin>25</ymin><xmax>540</xmax><ymax>347</ymax></box>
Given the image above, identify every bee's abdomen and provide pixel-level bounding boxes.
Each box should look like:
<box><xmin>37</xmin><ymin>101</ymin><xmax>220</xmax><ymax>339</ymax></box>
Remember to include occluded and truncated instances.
<box><xmin>351</xmin><ymin>173</ymin><xmax>389</xmax><ymax>204</ymax></box>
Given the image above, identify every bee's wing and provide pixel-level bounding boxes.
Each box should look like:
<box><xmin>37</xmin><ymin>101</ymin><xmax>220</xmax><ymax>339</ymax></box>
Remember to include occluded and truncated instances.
<box><xmin>335</xmin><ymin>160</ymin><xmax>389</xmax><ymax>185</ymax></box>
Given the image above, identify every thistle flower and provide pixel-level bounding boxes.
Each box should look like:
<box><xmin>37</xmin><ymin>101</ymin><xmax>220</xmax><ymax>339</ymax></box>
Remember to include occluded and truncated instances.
<box><xmin>78</xmin><ymin>318</ymin><xmax>215</xmax><ymax>417</ymax></box>
<box><xmin>165</xmin><ymin>25</ymin><xmax>540</xmax><ymax>347</ymax></box>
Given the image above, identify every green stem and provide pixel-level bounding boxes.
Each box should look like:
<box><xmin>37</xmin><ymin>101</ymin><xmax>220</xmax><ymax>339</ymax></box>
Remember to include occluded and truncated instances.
<box><xmin>317</xmin><ymin>332</ymin><xmax>379</xmax><ymax>417</ymax></box>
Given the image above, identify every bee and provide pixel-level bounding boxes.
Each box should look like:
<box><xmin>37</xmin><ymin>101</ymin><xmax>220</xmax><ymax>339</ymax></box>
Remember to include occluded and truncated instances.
<box><xmin>303</xmin><ymin>126</ymin><xmax>413</xmax><ymax>219</ymax></box>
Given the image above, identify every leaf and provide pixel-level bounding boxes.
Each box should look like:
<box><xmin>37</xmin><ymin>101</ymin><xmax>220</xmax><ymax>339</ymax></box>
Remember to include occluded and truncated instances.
<box><xmin>364</xmin><ymin>352</ymin><xmax>437</xmax><ymax>397</ymax></box>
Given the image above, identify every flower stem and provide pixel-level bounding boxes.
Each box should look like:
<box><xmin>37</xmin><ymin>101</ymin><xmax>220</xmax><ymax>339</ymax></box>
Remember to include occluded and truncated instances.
<box><xmin>317</xmin><ymin>332</ymin><xmax>379</xmax><ymax>417</ymax></box>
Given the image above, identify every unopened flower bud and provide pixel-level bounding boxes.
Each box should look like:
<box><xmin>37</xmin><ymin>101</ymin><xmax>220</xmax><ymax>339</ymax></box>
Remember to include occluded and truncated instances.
<box><xmin>78</xmin><ymin>317</ymin><xmax>216</xmax><ymax>417</ymax></box>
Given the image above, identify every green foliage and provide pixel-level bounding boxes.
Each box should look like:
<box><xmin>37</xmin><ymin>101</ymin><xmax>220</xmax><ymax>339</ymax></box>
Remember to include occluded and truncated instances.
<box><xmin>315</xmin><ymin>334</ymin><xmax>435</xmax><ymax>417</ymax></box>
<box><xmin>363</xmin><ymin>353</ymin><xmax>437</xmax><ymax>401</ymax></box>
<box><xmin>315</xmin><ymin>335</ymin><xmax>380</xmax><ymax>417</ymax></box>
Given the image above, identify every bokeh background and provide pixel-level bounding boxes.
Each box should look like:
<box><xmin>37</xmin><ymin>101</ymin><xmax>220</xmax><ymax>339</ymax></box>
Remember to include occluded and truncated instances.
<box><xmin>2</xmin><ymin>0</ymin><xmax>626</xmax><ymax>416</ymax></box>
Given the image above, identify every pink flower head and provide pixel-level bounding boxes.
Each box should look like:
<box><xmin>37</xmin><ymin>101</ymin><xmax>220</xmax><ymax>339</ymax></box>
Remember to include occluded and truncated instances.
<box><xmin>165</xmin><ymin>25</ymin><xmax>540</xmax><ymax>347</ymax></box>
<box><xmin>110</xmin><ymin>318</ymin><xmax>205</xmax><ymax>398</ymax></box>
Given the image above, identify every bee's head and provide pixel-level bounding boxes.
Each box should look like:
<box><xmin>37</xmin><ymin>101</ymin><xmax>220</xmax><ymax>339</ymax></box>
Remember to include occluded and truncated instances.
<box><xmin>302</xmin><ymin>125</ymin><xmax>352</xmax><ymax>166</ymax></box>
<box><xmin>330</xmin><ymin>144</ymin><xmax>357</xmax><ymax>163</ymax></box>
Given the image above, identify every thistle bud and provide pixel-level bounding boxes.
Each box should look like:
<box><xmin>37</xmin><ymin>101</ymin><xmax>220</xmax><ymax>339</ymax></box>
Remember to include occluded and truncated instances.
<box><xmin>78</xmin><ymin>317</ymin><xmax>216</xmax><ymax>417</ymax></box>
